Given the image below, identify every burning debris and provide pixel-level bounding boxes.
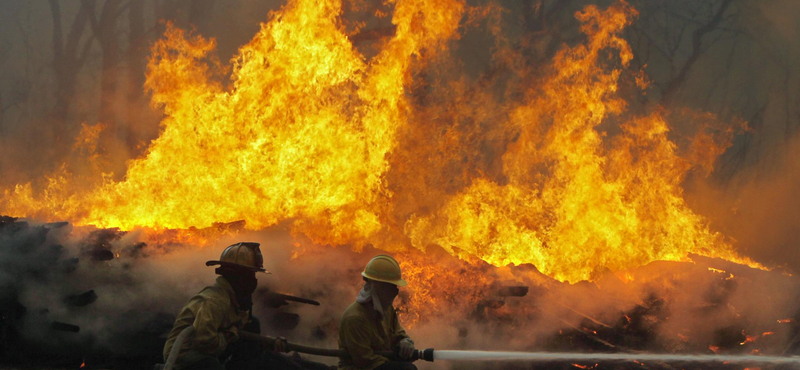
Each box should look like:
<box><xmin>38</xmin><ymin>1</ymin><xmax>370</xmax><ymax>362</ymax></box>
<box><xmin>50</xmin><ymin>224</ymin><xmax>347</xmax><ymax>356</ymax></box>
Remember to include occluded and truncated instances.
<box><xmin>0</xmin><ymin>215</ymin><xmax>799</xmax><ymax>369</ymax></box>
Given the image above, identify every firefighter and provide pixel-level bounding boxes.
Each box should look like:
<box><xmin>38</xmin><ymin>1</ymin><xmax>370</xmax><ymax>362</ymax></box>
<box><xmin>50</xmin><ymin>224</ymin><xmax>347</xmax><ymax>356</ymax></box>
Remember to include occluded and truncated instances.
<box><xmin>338</xmin><ymin>255</ymin><xmax>416</xmax><ymax>370</ymax></box>
<box><xmin>162</xmin><ymin>242</ymin><xmax>287</xmax><ymax>370</ymax></box>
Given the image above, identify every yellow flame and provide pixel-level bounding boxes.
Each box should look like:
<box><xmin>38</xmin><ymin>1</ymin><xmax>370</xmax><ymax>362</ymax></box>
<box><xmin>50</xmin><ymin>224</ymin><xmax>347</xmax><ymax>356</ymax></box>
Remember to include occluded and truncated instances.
<box><xmin>405</xmin><ymin>2</ymin><xmax>759</xmax><ymax>282</ymax></box>
<box><xmin>1</xmin><ymin>0</ymin><xmax>761</xmax><ymax>283</ymax></box>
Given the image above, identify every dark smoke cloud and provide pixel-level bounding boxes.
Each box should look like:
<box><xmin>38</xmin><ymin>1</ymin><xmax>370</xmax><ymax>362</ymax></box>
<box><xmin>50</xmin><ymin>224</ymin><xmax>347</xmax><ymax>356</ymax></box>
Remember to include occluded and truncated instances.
<box><xmin>0</xmin><ymin>218</ymin><xmax>369</xmax><ymax>366</ymax></box>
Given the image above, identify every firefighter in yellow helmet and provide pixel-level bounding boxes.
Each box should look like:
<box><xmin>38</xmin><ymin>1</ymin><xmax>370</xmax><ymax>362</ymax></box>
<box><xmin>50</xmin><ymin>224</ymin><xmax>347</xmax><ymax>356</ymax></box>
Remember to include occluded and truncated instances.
<box><xmin>338</xmin><ymin>255</ymin><xmax>416</xmax><ymax>370</ymax></box>
<box><xmin>163</xmin><ymin>242</ymin><xmax>287</xmax><ymax>370</ymax></box>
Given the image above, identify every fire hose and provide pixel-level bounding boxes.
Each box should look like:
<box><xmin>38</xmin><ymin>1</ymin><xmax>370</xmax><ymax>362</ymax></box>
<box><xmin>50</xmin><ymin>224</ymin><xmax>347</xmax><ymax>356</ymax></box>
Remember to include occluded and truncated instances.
<box><xmin>238</xmin><ymin>331</ymin><xmax>434</xmax><ymax>361</ymax></box>
<box><xmin>163</xmin><ymin>327</ymin><xmax>434</xmax><ymax>370</ymax></box>
<box><xmin>164</xmin><ymin>327</ymin><xmax>800</xmax><ymax>370</ymax></box>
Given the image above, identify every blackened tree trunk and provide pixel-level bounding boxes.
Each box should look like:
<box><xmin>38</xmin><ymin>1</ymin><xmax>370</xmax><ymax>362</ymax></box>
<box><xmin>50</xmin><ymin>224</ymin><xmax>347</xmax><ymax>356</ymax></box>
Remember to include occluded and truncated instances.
<box><xmin>92</xmin><ymin>0</ymin><xmax>122</xmax><ymax>127</ymax></box>
<box><xmin>659</xmin><ymin>0</ymin><xmax>735</xmax><ymax>108</ymax></box>
<box><xmin>126</xmin><ymin>0</ymin><xmax>147</xmax><ymax>152</ymax></box>
<box><xmin>47</xmin><ymin>0</ymin><xmax>95</xmax><ymax>135</ymax></box>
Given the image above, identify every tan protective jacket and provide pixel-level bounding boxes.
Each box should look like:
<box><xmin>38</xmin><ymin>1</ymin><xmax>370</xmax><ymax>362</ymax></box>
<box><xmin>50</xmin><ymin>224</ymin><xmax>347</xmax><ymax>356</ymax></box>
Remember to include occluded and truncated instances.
<box><xmin>163</xmin><ymin>277</ymin><xmax>250</xmax><ymax>368</ymax></box>
<box><xmin>338</xmin><ymin>301</ymin><xmax>412</xmax><ymax>370</ymax></box>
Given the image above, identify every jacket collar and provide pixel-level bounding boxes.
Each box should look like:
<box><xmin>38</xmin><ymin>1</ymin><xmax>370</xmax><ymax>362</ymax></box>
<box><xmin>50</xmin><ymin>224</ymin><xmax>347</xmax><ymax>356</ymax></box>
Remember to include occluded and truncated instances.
<box><xmin>359</xmin><ymin>300</ymin><xmax>393</xmax><ymax>320</ymax></box>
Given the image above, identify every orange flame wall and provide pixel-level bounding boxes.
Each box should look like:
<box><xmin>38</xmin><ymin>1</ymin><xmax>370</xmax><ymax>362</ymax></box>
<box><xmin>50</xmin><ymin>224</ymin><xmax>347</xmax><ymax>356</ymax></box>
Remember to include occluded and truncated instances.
<box><xmin>1</xmin><ymin>0</ymin><xmax>758</xmax><ymax>282</ymax></box>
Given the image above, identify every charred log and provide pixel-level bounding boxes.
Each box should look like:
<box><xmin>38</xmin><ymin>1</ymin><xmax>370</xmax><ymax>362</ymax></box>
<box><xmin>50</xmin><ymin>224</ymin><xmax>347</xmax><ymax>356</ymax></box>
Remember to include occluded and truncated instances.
<box><xmin>64</xmin><ymin>290</ymin><xmax>98</xmax><ymax>308</ymax></box>
<box><xmin>50</xmin><ymin>321</ymin><xmax>80</xmax><ymax>333</ymax></box>
<box><xmin>270</xmin><ymin>312</ymin><xmax>300</xmax><ymax>331</ymax></box>
<box><xmin>260</xmin><ymin>290</ymin><xmax>321</xmax><ymax>308</ymax></box>
<box><xmin>498</xmin><ymin>285</ymin><xmax>529</xmax><ymax>297</ymax></box>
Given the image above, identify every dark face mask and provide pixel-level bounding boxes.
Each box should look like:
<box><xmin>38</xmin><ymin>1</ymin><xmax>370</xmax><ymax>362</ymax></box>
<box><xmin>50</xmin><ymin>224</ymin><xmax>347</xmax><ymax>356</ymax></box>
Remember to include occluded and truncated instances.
<box><xmin>220</xmin><ymin>269</ymin><xmax>258</xmax><ymax>311</ymax></box>
<box><xmin>234</xmin><ymin>276</ymin><xmax>257</xmax><ymax>311</ymax></box>
<box><xmin>375</xmin><ymin>281</ymin><xmax>399</xmax><ymax>310</ymax></box>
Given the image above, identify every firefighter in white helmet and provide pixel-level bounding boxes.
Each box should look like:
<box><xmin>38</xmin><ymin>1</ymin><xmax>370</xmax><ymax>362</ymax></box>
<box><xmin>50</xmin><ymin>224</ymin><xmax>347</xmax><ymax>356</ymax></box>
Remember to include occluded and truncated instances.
<box><xmin>338</xmin><ymin>255</ymin><xmax>416</xmax><ymax>370</ymax></box>
<box><xmin>163</xmin><ymin>242</ymin><xmax>286</xmax><ymax>370</ymax></box>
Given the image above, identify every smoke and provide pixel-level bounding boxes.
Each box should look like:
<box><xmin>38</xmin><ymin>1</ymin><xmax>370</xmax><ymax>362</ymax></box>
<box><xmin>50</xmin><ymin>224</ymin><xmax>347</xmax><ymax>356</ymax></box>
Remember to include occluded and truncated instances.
<box><xmin>0</xmin><ymin>217</ymin><xmax>375</xmax><ymax>366</ymax></box>
<box><xmin>756</xmin><ymin>0</ymin><xmax>800</xmax><ymax>42</ymax></box>
<box><xmin>688</xmin><ymin>133</ymin><xmax>800</xmax><ymax>274</ymax></box>
<box><xmin>679</xmin><ymin>0</ymin><xmax>800</xmax><ymax>274</ymax></box>
<box><xmin>0</xmin><ymin>221</ymin><xmax>204</xmax><ymax>361</ymax></box>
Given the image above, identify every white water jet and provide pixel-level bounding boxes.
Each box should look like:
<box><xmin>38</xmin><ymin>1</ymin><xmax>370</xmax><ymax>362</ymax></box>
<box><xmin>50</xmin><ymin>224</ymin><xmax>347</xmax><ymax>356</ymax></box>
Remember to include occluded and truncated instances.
<box><xmin>433</xmin><ymin>350</ymin><xmax>800</xmax><ymax>364</ymax></box>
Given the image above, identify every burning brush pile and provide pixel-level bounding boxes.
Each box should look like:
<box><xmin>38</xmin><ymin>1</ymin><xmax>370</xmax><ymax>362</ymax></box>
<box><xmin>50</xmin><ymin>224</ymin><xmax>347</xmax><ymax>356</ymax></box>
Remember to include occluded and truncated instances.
<box><xmin>1</xmin><ymin>0</ymin><xmax>799</xmax><ymax>369</ymax></box>
<box><xmin>2</xmin><ymin>211</ymin><xmax>799</xmax><ymax>370</ymax></box>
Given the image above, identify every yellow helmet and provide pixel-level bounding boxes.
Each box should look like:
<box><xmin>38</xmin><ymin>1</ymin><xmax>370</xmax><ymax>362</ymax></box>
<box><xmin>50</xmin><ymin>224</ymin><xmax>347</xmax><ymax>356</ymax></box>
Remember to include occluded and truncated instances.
<box><xmin>206</xmin><ymin>242</ymin><xmax>268</xmax><ymax>273</ymax></box>
<box><xmin>362</xmin><ymin>255</ymin><xmax>407</xmax><ymax>287</ymax></box>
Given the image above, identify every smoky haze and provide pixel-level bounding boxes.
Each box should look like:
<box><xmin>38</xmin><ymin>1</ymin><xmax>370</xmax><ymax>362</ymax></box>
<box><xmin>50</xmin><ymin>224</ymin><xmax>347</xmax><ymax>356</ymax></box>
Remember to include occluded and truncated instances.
<box><xmin>3</xmin><ymin>218</ymin><xmax>799</xmax><ymax>370</ymax></box>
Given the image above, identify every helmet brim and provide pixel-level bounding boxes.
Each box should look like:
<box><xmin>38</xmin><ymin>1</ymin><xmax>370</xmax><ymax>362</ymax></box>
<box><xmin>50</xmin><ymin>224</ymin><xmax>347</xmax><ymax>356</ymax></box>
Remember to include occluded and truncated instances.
<box><xmin>362</xmin><ymin>272</ymin><xmax>407</xmax><ymax>287</ymax></box>
<box><xmin>206</xmin><ymin>260</ymin><xmax>269</xmax><ymax>273</ymax></box>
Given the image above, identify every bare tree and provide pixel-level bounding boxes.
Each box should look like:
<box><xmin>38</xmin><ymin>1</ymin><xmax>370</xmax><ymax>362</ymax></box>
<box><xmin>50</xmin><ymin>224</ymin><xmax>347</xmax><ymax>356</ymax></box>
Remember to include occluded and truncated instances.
<box><xmin>47</xmin><ymin>0</ymin><xmax>95</xmax><ymax>132</ymax></box>
<box><xmin>126</xmin><ymin>0</ymin><xmax>146</xmax><ymax>151</ymax></box>
<box><xmin>89</xmin><ymin>0</ymin><xmax>123</xmax><ymax>128</ymax></box>
<box><xmin>659</xmin><ymin>0</ymin><xmax>735</xmax><ymax>107</ymax></box>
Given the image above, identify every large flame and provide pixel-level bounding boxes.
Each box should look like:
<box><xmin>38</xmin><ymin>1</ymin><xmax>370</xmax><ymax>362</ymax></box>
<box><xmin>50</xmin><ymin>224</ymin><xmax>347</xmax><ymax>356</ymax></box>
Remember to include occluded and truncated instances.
<box><xmin>404</xmin><ymin>3</ymin><xmax>754</xmax><ymax>282</ymax></box>
<box><xmin>1</xmin><ymin>0</ymin><xmax>759</xmax><ymax>283</ymax></box>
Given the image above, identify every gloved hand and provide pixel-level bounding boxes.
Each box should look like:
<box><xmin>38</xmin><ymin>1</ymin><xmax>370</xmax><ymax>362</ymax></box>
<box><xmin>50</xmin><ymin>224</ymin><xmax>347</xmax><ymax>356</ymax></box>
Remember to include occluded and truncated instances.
<box><xmin>273</xmin><ymin>336</ymin><xmax>288</xmax><ymax>353</ymax></box>
<box><xmin>223</xmin><ymin>326</ymin><xmax>239</xmax><ymax>343</ymax></box>
<box><xmin>397</xmin><ymin>338</ymin><xmax>415</xmax><ymax>359</ymax></box>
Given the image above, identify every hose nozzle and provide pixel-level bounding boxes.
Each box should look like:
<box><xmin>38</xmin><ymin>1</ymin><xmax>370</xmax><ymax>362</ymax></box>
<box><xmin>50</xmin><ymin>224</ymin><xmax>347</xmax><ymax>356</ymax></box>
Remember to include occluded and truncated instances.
<box><xmin>412</xmin><ymin>348</ymin><xmax>434</xmax><ymax>362</ymax></box>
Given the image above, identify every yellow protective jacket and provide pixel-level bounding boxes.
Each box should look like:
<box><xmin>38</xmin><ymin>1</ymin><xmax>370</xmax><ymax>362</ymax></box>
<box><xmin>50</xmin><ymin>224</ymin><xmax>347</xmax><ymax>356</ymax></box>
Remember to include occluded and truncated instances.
<box><xmin>163</xmin><ymin>277</ymin><xmax>250</xmax><ymax>368</ymax></box>
<box><xmin>338</xmin><ymin>301</ymin><xmax>412</xmax><ymax>370</ymax></box>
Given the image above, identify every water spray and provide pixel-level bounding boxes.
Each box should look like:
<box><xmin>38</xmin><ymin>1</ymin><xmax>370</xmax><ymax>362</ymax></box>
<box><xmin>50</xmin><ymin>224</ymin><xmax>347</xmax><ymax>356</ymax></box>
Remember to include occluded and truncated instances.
<box><xmin>432</xmin><ymin>350</ymin><xmax>800</xmax><ymax>364</ymax></box>
<box><xmin>238</xmin><ymin>332</ymin><xmax>800</xmax><ymax>365</ymax></box>
<box><xmin>163</xmin><ymin>328</ymin><xmax>800</xmax><ymax>370</ymax></box>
